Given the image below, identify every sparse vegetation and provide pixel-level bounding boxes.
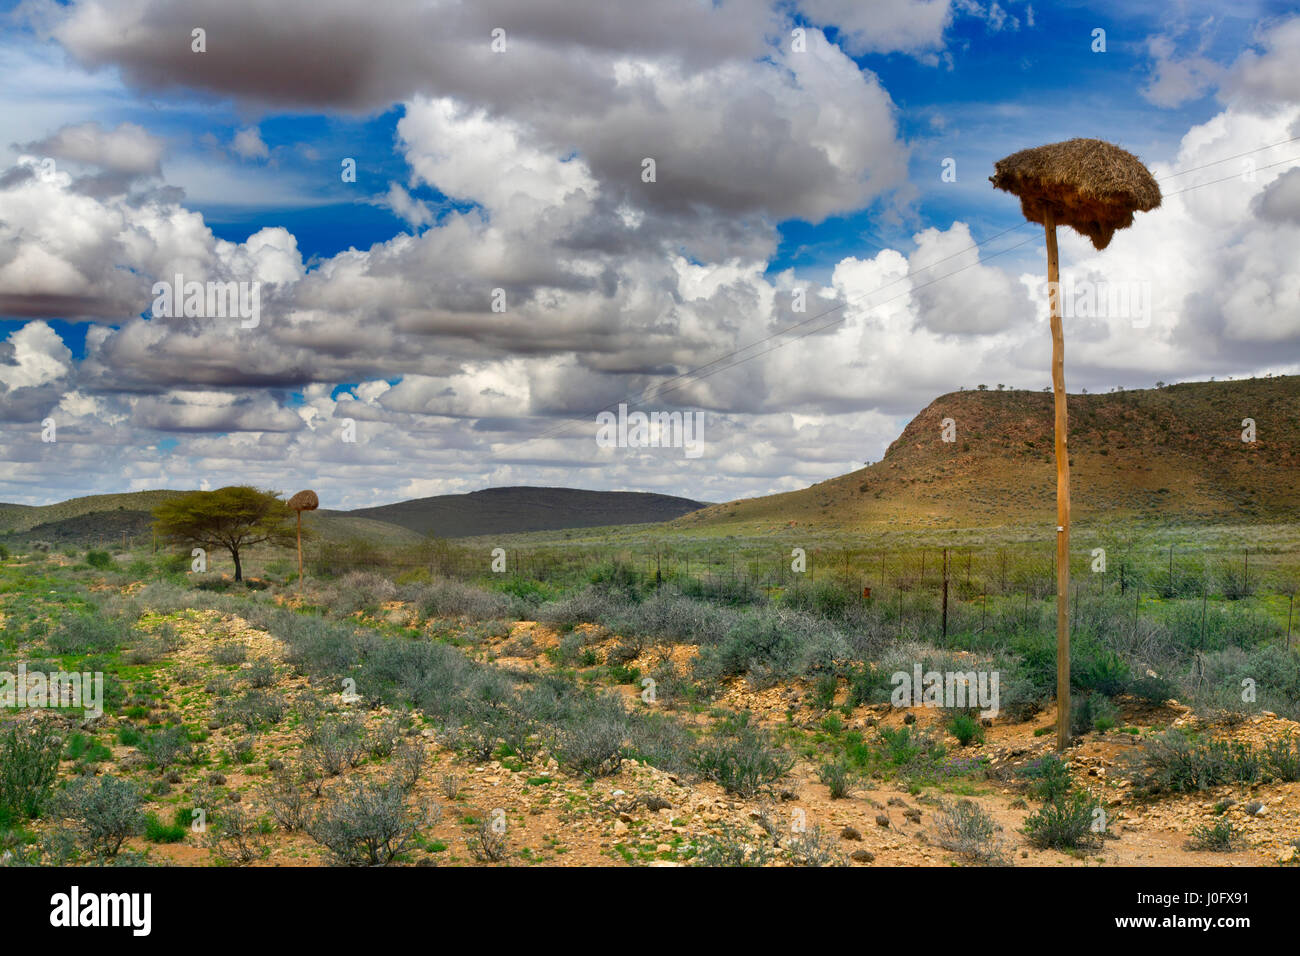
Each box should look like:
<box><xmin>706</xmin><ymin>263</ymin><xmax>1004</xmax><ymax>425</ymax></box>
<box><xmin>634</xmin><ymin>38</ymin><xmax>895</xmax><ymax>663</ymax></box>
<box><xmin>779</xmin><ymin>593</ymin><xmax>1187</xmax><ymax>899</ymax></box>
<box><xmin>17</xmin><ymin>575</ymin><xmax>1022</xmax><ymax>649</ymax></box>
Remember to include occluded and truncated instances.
<box><xmin>934</xmin><ymin>799</ymin><xmax>1008</xmax><ymax>865</ymax></box>
<box><xmin>3</xmin><ymin>474</ymin><xmax>1300</xmax><ymax>869</ymax></box>
<box><xmin>308</xmin><ymin>782</ymin><xmax>430</xmax><ymax>866</ymax></box>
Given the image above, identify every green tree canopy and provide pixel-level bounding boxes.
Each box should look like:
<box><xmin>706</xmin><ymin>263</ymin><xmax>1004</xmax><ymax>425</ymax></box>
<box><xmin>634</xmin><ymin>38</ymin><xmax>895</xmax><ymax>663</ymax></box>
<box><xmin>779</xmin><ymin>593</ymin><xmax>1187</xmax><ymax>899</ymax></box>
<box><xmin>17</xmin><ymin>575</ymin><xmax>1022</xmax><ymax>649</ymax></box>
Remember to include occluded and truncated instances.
<box><xmin>153</xmin><ymin>486</ymin><xmax>295</xmax><ymax>582</ymax></box>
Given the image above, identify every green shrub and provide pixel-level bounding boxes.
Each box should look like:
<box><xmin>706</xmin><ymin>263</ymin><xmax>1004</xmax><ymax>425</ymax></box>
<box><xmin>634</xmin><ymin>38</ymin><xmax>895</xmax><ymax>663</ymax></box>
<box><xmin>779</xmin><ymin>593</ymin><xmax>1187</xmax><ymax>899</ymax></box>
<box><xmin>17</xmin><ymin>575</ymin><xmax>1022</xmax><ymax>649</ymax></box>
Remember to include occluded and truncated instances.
<box><xmin>144</xmin><ymin>812</ymin><xmax>187</xmax><ymax>843</ymax></box>
<box><xmin>695</xmin><ymin>822</ymin><xmax>774</xmax><ymax>866</ymax></box>
<box><xmin>465</xmin><ymin>813</ymin><xmax>508</xmax><ymax>863</ymax></box>
<box><xmin>85</xmin><ymin>550</ymin><xmax>113</xmax><ymax>570</ymax></box>
<box><xmin>879</xmin><ymin>726</ymin><xmax>925</xmax><ymax>765</ymax></box>
<box><xmin>63</xmin><ymin>733</ymin><xmax>111</xmax><ymax>765</ymax></box>
<box><xmin>203</xmin><ymin>800</ymin><xmax>269</xmax><ymax>864</ymax></box>
<box><xmin>58</xmin><ymin>775</ymin><xmax>143</xmax><ymax>858</ymax></box>
<box><xmin>47</xmin><ymin>612</ymin><xmax>128</xmax><ymax>654</ymax></box>
<box><xmin>1071</xmin><ymin>645</ymin><xmax>1130</xmax><ymax>696</ymax></box>
<box><xmin>947</xmin><ymin>713</ymin><xmax>984</xmax><ymax>747</ymax></box>
<box><xmin>785</xmin><ymin>824</ymin><xmax>846</xmax><ymax>867</ymax></box>
<box><xmin>264</xmin><ymin>772</ymin><xmax>312</xmax><ymax>832</ymax></box>
<box><xmin>1021</xmin><ymin>754</ymin><xmax>1073</xmax><ymax>803</ymax></box>
<box><xmin>217</xmin><ymin>689</ymin><xmax>286</xmax><ymax>732</ymax></box>
<box><xmin>0</xmin><ymin>725</ymin><xmax>62</xmax><ymax>822</ymax></box>
<box><xmin>811</xmin><ymin>673</ymin><xmax>838</xmax><ymax>710</ymax></box>
<box><xmin>624</xmin><ymin>712</ymin><xmax>694</xmax><ymax>775</ymax></box>
<box><xmin>302</xmin><ymin>714</ymin><xmax>367</xmax><ymax>776</ymax></box>
<box><xmin>308</xmin><ymin>782</ymin><xmax>429</xmax><ymax>866</ymax></box>
<box><xmin>323</xmin><ymin>571</ymin><xmax>397</xmax><ymax>616</ymax></box>
<box><xmin>1071</xmin><ymin>694</ymin><xmax>1119</xmax><ymax>736</ymax></box>
<box><xmin>140</xmin><ymin>725</ymin><xmax>192</xmax><ymax>768</ymax></box>
<box><xmin>1023</xmin><ymin>789</ymin><xmax>1103</xmax><ymax>850</ymax></box>
<box><xmin>1127</xmin><ymin>674</ymin><xmax>1176</xmax><ymax>704</ymax></box>
<box><xmin>1125</xmin><ymin>730</ymin><xmax>1262</xmax><ymax>794</ymax></box>
<box><xmin>692</xmin><ymin>723</ymin><xmax>795</xmax><ymax>797</ymax></box>
<box><xmin>1264</xmin><ymin>734</ymin><xmax>1300</xmax><ymax>782</ymax></box>
<box><xmin>1184</xmin><ymin>819</ymin><xmax>1242</xmax><ymax>852</ymax></box>
<box><xmin>847</xmin><ymin>664</ymin><xmax>889</xmax><ymax>707</ymax></box>
<box><xmin>933</xmin><ymin>799</ymin><xmax>1007</xmax><ymax>864</ymax></box>
<box><xmin>783</xmin><ymin>580</ymin><xmax>853</xmax><ymax>619</ymax></box>
<box><xmin>554</xmin><ymin>702</ymin><xmax>627</xmax><ymax>778</ymax></box>
<box><xmin>818</xmin><ymin>759</ymin><xmax>853</xmax><ymax>799</ymax></box>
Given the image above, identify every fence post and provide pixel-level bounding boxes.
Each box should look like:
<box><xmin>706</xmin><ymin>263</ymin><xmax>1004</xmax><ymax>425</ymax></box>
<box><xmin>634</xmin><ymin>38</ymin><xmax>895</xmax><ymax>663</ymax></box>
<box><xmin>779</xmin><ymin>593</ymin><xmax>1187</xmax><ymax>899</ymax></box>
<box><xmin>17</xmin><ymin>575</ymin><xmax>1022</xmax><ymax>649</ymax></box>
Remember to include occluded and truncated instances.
<box><xmin>1279</xmin><ymin>595</ymin><xmax>1289</xmax><ymax>655</ymax></box>
<box><xmin>942</xmin><ymin>548</ymin><xmax>949</xmax><ymax>641</ymax></box>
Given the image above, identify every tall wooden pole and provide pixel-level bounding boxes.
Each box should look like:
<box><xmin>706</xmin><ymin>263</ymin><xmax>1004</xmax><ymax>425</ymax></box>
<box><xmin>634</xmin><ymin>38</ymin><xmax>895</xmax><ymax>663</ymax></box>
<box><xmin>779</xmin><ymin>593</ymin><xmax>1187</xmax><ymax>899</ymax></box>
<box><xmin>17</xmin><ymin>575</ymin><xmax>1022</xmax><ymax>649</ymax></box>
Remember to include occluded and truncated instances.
<box><xmin>1045</xmin><ymin>210</ymin><xmax>1071</xmax><ymax>752</ymax></box>
<box><xmin>296</xmin><ymin>510</ymin><xmax>303</xmax><ymax>589</ymax></box>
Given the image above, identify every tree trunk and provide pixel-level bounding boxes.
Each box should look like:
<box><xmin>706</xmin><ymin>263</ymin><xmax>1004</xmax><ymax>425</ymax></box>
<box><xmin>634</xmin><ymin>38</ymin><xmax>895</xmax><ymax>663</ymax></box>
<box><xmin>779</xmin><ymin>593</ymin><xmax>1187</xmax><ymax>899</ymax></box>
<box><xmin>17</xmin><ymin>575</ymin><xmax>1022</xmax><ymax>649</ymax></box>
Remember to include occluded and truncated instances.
<box><xmin>232</xmin><ymin>548</ymin><xmax>243</xmax><ymax>582</ymax></box>
<box><xmin>1045</xmin><ymin>210</ymin><xmax>1071</xmax><ymax>752</ymax></box>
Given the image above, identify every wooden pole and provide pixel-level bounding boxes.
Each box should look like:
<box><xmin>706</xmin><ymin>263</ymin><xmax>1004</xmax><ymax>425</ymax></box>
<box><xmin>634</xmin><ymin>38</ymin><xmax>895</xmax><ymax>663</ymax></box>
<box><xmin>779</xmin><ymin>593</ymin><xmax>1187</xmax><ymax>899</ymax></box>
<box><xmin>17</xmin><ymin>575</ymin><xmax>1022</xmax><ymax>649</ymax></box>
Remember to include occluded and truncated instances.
<box><xmin>296</xmin><ymin>510</ymin><xmax>303</xmax><ymax>589</ymax></box>
<box><xmin>1045</xmin><ymin>210</ymin><xmax>1071</xmax><ymax>753</ymax></box>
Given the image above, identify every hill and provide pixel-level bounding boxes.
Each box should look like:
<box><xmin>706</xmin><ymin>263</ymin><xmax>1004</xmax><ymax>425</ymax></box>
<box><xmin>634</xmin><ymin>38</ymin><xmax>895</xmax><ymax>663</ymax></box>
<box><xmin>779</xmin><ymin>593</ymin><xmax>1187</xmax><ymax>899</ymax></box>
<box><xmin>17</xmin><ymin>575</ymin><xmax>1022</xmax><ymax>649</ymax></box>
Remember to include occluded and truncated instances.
<box><xmin>336</xmin><ymin>486</ymin><xmax>709</xmax><ymax>538</ymax></box>
<box><xmin>677</xmin><ymin>376</ymin><xmax>1300</xmax><ymax>533</ymax></box>
<box><xmin>0</xmin><ymin>491</ymin><xmax>185</xmax><ymax>535</ymax></box>
<box><xmin>0</xmin><ymin>486</ymin><xmax>708</xmax><ymax>547</ymax></box>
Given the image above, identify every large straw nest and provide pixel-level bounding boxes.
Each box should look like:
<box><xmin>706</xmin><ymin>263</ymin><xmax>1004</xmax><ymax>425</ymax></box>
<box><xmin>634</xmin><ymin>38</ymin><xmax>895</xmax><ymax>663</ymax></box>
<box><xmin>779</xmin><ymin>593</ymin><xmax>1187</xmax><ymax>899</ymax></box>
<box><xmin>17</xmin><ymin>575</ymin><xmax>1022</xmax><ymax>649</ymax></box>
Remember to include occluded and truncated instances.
<box><xmin>990</xmin><ymin>138</ymin><xmax>1161</xmax><ymax>249</ymax></box>
<box><xmin>288</xmin><ymin>489</ymin><xmax>319</xmax><ymax>512</ymax></box>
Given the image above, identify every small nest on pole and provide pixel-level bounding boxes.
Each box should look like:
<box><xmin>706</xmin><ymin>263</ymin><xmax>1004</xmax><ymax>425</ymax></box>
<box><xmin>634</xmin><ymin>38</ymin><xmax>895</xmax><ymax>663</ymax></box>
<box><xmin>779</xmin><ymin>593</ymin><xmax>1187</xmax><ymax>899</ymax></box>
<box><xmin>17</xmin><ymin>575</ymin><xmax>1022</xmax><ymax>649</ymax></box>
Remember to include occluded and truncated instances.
<box><xmin>990</xmin><ymin>138</ymin><xmax>1161</xmax><ymax>249</ymax></box>
<box><xmin>288</xmin><ymin>489</ymin><xmax>319</xmax><ymax>512</ymax></box>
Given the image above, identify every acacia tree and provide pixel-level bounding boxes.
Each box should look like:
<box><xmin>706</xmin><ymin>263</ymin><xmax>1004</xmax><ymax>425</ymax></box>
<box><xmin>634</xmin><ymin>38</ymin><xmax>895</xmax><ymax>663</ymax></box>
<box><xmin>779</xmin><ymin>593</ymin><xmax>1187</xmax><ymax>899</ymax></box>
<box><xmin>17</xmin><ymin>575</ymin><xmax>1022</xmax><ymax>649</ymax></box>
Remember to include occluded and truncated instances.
<box><xmin>153</xmin><ymin>486</ymin><xmax>296</xmax><ymax>582</ymax></box>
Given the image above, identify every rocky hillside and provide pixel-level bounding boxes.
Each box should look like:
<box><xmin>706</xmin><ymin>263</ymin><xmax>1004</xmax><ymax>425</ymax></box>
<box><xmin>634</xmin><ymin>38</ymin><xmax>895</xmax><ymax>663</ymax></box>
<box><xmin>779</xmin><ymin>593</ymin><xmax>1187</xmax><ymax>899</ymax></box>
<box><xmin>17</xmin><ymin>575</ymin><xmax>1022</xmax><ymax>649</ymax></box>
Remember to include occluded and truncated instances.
<box><xmin>679</xmin><ymin>376</ymin><xmax>1300</xmax><ymax>531</ymax></box>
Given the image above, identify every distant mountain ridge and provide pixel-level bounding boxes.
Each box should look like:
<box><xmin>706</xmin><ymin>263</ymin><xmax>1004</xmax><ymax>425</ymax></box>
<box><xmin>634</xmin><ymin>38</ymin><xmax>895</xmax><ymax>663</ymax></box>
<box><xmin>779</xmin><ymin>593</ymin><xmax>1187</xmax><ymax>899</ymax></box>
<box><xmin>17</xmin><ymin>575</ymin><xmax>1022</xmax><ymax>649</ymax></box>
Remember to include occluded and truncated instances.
<box><xmin>334</xmin><ymin>486</ymin><xmax>709</xmax><ymax>538</ymax></box>
<box><xmin>1</xmin><ymin>485</ymin><xmax>710</xmax><ymax>544</ymax></box>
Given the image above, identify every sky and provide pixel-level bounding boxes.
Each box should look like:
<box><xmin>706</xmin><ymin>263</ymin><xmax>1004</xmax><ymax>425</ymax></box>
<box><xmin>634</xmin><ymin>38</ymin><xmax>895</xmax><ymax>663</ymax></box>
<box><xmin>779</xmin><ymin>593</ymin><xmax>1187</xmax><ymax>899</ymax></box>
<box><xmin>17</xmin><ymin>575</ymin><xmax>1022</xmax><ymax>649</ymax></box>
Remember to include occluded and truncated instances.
<box><xmin>0</xmin><ymin>0</ymin><xmax>1298</xmax><ymax>509</ymax></box>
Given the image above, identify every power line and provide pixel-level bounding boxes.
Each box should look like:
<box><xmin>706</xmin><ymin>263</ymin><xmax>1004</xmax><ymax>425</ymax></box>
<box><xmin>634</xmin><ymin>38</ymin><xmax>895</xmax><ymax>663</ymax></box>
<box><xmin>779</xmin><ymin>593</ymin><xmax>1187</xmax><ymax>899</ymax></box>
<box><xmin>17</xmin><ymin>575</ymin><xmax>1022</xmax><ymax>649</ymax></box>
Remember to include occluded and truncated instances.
<box><xmin>1155</xmin><ymin>135</ymin><xmax>1300</xmax><ymax>182</ymax></box>
<box><xmin>1162</xmin><ymin>154</ymin><xmax>1300</xmax><ymax>198</ymax></box>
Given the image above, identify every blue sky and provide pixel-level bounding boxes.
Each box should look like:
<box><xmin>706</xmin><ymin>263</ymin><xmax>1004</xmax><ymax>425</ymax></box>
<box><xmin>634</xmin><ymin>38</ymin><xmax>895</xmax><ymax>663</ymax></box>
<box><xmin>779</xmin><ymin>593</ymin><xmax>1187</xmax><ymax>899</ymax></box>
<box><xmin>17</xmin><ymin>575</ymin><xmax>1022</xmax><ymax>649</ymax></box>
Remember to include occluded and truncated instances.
<box><xmin>1</xmin><ymin>0</ymin><xmax>1298</xmax><ymax>507</ymax></box>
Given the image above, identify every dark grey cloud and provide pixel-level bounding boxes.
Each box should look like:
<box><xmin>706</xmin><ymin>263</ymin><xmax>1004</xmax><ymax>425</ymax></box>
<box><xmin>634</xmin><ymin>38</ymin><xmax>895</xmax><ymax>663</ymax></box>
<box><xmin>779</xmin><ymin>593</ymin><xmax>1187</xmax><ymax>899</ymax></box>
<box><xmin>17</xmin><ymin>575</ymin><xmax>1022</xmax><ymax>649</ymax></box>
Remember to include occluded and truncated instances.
<box><xmin>53</xmin><ymin>0</ymin><xmax>776</xmax><ymax>112</ymax></box>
